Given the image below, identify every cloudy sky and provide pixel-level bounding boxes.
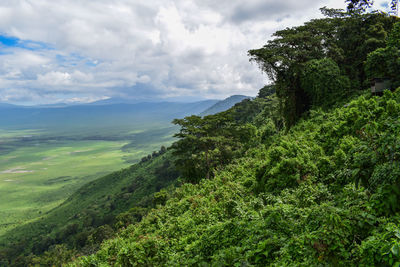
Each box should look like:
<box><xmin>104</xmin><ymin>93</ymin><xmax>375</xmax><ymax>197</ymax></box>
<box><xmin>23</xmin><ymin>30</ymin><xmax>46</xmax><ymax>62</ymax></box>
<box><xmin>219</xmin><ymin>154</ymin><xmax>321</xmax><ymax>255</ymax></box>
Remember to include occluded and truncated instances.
<box><xmin>0</xmin><ymin>0</ymin><xmax>392</xmax><ymax>105</ymax></box>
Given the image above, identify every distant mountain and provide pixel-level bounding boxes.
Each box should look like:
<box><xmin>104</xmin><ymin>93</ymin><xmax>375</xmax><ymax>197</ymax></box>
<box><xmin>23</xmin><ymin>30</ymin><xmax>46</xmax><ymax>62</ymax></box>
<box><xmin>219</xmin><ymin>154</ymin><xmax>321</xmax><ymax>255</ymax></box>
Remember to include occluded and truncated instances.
<box><xmin>34</xmin><ymin>103</ymin><xmax>71</xmax><ymax>108</ymax></box>
<box><xmin>200</xmin><ymin>95</ymin><xmax>251</xmax><ymax>116</ymax></box>
<box><xmin>0</xmin><ymin>100</ymin><xmax>219</xmax><ymax>133</ymax></box>
<box><xmin>0</xmin><ymin>103</ymin><xmax>19</xmax><ymax>109</ymax></box>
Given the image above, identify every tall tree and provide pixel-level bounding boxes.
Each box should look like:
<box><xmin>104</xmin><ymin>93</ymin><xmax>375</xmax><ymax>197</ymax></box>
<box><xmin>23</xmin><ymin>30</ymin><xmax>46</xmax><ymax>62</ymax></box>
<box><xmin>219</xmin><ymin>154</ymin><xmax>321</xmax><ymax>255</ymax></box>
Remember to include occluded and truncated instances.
<box><xmin>337</xmin><ymin>12</ymin><xmax>395</xmax><ymax>88</ymax></box>
<box><xmin>171</xmin><ymin>113</ymin><xmax>256</xmax><ymax>183</ymax></box>
<box><xmin>249</xmin><ymin>8</ymin><xmax>395</xmax><ymax>127</ymax></box>
<box><xmin>249</xmin><ymin>14</ymin><xmax>343</xmax><ymax>127</ymax></box>
<box><xmin>365</xmin><ymin>22</ymin><xmax>400</xmax><ymax>88</ymax></box>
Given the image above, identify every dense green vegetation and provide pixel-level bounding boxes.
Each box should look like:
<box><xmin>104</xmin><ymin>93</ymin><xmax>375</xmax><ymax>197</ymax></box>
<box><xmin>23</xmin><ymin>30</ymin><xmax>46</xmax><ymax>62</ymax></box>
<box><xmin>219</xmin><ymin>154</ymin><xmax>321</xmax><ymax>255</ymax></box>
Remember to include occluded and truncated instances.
<box><xmin>68</xmin><ymin>8</ymin><xmax>399</xmax><ymax>266</ymax></box>
<box><xmin>2</xmin><ymin>4</ymin><xmax>400</xmax><ymax>266</ymax></box>
<box><xmin>0</xmin><ymin>148</ymin><xmax>179</xmax><ymax>266</ymax></box>
<box><xmin>248</xmin><ymin>7</ymin><xmax>398</xmax><ymax>126</ymax></box>
<box><xmin>71</xmin><ymin>89</ymin><xmax>400</xmax><ymax>266</ymax></box>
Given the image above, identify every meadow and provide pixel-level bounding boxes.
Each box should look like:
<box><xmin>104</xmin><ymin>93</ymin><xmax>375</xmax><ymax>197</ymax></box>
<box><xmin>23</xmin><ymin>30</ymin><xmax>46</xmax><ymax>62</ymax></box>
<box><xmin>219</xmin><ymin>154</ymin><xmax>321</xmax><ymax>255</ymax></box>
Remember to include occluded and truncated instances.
<box><xmin>0</xmin><ymin>125</ymin><xmax>176</xmax><ymax>237</ymax></box>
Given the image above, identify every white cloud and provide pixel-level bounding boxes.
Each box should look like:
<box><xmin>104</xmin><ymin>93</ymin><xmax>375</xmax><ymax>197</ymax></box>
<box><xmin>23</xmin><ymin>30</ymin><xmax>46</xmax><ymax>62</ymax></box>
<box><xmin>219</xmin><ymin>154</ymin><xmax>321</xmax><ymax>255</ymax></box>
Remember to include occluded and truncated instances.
<box><xmin>64</xmin><ymin>95</ymin><xmax>110</xmax><ymax>104</ymax></box>
<box><xmin>0</xmin><ymin>0</ymin><xmax>352</xmax><ymax>104</ymax></box>
<box><xmin>37</xmin><ymin>71</ymin><xmax>72</xmax><ymax>86</ymax></box>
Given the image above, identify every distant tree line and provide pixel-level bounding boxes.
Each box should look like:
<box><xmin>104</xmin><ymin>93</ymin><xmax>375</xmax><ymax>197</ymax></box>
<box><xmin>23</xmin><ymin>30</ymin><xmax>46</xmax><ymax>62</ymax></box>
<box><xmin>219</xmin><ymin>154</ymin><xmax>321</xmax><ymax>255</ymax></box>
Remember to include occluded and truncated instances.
<box><xmin>140</xmin><ymin>145</ymin><xmax>167</xmax><ymax>163</ymax></box>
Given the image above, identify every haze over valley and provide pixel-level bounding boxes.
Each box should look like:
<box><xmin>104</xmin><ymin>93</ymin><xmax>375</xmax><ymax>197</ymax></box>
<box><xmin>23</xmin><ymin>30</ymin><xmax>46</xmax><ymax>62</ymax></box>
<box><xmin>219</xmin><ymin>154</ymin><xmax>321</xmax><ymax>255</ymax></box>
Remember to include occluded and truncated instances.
<box><xmin>0</xmin><ymin>97</ymin><xmax>242</xmax><ymax>236</ymax></box>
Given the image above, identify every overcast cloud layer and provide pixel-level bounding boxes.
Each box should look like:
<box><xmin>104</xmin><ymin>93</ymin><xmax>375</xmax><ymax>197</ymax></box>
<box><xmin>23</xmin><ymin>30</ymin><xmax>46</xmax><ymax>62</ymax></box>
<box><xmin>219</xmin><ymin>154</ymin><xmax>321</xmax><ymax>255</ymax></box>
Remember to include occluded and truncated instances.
<box><xmin>0</xmin><ymin>0</ymin><xmax>389</xmax><ymax>104</ymax></box>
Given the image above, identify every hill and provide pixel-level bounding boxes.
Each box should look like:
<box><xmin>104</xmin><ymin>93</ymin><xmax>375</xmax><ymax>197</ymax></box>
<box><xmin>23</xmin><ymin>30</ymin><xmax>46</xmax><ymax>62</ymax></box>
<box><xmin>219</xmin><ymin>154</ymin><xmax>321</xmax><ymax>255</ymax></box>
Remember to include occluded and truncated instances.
<box><xmin>200</xmin><ymin>95</ymin><xmax>250</xmax><ymax>116</ymax></box>
<box><xmin>70</xmin><ymin>88</ymin><xmax>400</xmax><ymax>266</ymax></box>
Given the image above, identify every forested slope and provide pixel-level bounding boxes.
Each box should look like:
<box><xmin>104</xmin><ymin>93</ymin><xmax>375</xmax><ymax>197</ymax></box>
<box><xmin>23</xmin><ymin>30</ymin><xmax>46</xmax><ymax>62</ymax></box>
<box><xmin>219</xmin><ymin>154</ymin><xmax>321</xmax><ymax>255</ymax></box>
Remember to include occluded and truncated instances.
<box><xmin>71</xmin><ymin>8</ymin><xmax>400</xmax><ymax>266</ymax></box>
<box><xmin>74</xmin><ymin>88</ymin><xmax>400</xmax><ymax>266</ymax></box>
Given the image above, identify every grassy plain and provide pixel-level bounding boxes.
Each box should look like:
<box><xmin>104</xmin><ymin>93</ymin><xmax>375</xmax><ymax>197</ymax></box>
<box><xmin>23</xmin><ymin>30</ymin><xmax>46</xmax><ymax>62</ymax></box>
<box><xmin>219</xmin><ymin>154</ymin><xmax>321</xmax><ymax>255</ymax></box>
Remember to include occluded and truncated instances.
<box><xmin>0</xmin><ymin>125</ymin><xmax>176</xmax><ymax>237</ymax></box>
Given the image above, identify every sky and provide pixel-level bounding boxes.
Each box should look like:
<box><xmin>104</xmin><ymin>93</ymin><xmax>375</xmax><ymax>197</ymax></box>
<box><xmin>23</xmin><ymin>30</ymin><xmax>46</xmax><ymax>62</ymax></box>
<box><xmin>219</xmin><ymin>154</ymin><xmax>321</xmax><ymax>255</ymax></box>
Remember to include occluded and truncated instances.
<box><xmin>0</xmin><ymin>0</ymin><xmax>393</xmax><ymax>105</ymax></box>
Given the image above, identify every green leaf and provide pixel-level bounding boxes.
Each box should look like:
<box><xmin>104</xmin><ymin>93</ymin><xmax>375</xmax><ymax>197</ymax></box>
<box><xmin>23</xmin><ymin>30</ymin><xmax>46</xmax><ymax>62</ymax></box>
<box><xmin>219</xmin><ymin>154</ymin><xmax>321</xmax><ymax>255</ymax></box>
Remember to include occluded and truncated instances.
<box><xmin>391</xmin><ymin>244</ymin><xmax>400</xmax><ymax>257</ymax></box>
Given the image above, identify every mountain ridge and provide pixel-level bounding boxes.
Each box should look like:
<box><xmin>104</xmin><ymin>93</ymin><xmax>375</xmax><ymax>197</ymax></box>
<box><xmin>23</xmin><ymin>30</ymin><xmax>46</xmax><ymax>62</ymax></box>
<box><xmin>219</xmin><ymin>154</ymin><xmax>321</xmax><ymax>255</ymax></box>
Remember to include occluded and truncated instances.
<box><xmin>200</xmin><ymin>95</ymin><xmax>251</xmax><ymax>116</ymax></box>
<box><xmin>0</xmin><ymin>100</ymin><xmax>220</xmax><ymax>131</ymax></box>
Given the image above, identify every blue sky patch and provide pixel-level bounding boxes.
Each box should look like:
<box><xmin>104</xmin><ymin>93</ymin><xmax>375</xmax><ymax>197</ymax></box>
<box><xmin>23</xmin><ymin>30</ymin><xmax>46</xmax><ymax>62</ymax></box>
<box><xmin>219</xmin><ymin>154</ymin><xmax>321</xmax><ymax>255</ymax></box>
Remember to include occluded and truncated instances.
<box><xmin>380</xmin><ymin>1</ymin><xmax>389</xmax><ymax>8</ymax></box>
<box><xmin>56</xmin><ymin>53</ymin><xmax>98</xmax><ymax>68</ymax></box>
<box><xmin>0</xmin><ymin>35</ymin><xmax>19</xmax><ymax>46</ymax></box>
<box><xmin>55</xmin><ymin>54</ymin><xmax>77</xmax><ymax>67</ymax></box>
<box><xmin>0</xmin><ymin>34</ymin><xmax>52</xmax><ymax>51</ymax></box>
<box><xmin>0</xmin><ymin>50</ymin><xmax>14</xmax><ymax>55</ymax></box>
<box><xmin>85</xmin><ymin>60</ymin><xmax>98</xmax><ymax>67</ymax></box>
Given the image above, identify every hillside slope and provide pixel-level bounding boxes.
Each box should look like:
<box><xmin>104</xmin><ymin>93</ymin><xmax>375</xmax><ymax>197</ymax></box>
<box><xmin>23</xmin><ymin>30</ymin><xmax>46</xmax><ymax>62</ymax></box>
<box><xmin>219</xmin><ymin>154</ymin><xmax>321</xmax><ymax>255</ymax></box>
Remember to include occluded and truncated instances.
<box><xmin>73</xmin><ymin>89</ymin><xmax>400</xmax><ymax>266</ymax></box>
<box><xmin>200</xmin><ymin>95</ymin><xmax>250</xmax><ymax>116</ymax></box>
<box><xmin>0</xmin><ymin>150</ymin><xmax>179</xmax><ymax>265</ymax></box>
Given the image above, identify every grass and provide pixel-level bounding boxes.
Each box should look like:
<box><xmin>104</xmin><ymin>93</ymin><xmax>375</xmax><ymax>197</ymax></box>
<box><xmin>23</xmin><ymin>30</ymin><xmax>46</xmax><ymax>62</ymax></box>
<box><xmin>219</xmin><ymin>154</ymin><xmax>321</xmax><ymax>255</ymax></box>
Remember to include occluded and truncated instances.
<box><xmin>0</xmin><ymin>149</ymin><xmax>179</xmax><ymax>261</ymax></box>
<box><xmin>0</xmin><ymin>125</ymin><xmax>176</xmax><ymax>238</ymax></box>
<box><xmin>0</xmin><ymin>140</ymin><xmax>129</xmax><ymax>236</ymax></box>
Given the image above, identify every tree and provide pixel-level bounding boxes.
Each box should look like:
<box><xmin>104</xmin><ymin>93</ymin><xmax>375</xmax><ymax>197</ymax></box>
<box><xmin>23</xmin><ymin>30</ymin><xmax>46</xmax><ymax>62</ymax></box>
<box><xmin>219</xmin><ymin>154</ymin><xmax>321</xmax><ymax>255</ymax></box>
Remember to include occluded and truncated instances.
<box><xmin>337</xmin><ymin>13</ymin><xmax>396</xmax><ymax>88</ymax></box>
<box><xmin>249</xmin><ymin>14</ymin><xmax>343</xmax><ymax>127</ymax></box>
<box><xmin>388</xmin><ymin>21</ymin><xmax>400</xmax><ymax>47</ymax></box>
<box><xmin>249</xmin><ymin>8</ymin><xmax>394</xmax><ymax>127</ymax></box>
<box><xmin>159</xmin><ymin>145</ymin><xmax>167</xmax><ymax>154</ymax></box>
<box><xmin>365</xmin><ymin>22</ymin><xmax>400</xmax><ymax>88</ymax></box>
<box><xmin>171</xmin><ymin>113</ymin><xmax>256</xmax><ymax>183</ymax></box>
<box><xmin>301</xmin><ymin>58</ymin><xmax>350</xmax><ymax>107</ymax></box>
<box><xmin>30</xmin><ymin>244</ymin><xmax>76</xmax><ymax>266</ymax></box>
<box><xmin>257</xmin><ymin>85</ymin><xmax>276</xmax><ymax>99</ymax></box>
<box><xmin>365</xmin><ymin>47</ymin><xmax>398</xmax><ymax>77</ymax></box>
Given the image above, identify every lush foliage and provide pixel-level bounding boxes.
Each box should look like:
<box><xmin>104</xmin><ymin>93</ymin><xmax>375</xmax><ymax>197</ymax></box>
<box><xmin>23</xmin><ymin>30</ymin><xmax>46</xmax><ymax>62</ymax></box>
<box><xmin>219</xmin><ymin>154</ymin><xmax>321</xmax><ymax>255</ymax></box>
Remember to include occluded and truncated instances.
<box><xmin>67</xmin><ymin>10</ymin><xmax>400</xmax><ymax>265</ymax></box>
<box><xmin>365</xmin><ymin>22</ymin><xmax>400</xmax><ymax>88</ymax></box>
<box><xmin>301</xmin><ymin>58</ymin><xmax>350</xmax><ymax>107</ymax></box>
<box><xmin>249</xmin><ymin>8</ymin><xmax>397</xmax><ymax>127</ymax></box>
<box><xmin>171</xmin><ymin>113</ymin><xmax>257</xmax><ymax>182</ymax></box>
<box><xmin>72</xmin><ymin>88</ymin><xmax>400</xmax><ymax>266</ymax></box>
